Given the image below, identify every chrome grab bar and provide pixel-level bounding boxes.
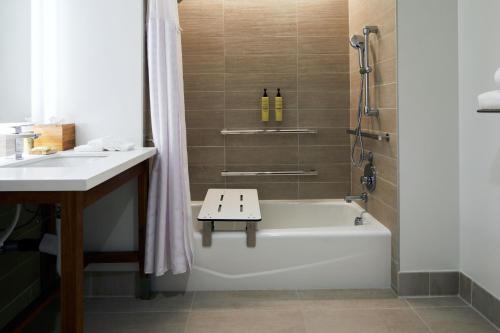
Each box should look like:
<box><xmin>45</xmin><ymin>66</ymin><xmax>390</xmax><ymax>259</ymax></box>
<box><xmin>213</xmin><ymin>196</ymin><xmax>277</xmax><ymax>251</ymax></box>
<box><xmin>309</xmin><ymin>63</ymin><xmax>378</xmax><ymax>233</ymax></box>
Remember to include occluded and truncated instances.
<box><xmin>221</xmin><ymin>129</ymin><xmax>317</xmax><ymax>135</ymax></box>
<box><xmin>346</xmin><ymin>129</ymin><xmax>390</xmax><ymax>142</ymax></box>
<box><xmin>221</xmin><ymin>170</ymin><xmax>318</xmax><ymax>177</ymax></box>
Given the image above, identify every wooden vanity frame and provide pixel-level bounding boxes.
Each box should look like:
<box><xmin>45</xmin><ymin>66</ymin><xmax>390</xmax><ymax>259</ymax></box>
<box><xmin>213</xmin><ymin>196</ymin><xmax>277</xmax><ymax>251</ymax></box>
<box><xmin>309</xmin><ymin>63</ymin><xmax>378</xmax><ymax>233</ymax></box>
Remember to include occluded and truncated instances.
<box><xmin>0</xmin><ymin>159</ymin><xmax>150</xmax><ymax>333</ymax></box>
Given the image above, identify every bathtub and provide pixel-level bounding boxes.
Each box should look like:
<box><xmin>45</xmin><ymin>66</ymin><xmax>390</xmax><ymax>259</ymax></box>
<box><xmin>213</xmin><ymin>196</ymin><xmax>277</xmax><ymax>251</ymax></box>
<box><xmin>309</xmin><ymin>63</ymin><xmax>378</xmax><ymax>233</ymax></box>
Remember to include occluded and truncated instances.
<box><xmin>154</xmin><ymin>200</ymin><xmax>391</xmax><ymax>291</ymax></box>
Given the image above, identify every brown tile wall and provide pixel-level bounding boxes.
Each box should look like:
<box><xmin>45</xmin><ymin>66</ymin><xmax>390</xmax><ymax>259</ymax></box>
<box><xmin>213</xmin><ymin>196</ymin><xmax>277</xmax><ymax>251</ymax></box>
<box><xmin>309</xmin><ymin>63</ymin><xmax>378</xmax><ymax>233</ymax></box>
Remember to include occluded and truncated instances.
<box><xmin>176</xmin><ymin>0</ymin><xmax>351</xmax><ymax>200</ymax></box>
<box><xmin>348</xmin><ymin>0</ymin><xmax>398</xmax><ymax>289</ymax></box>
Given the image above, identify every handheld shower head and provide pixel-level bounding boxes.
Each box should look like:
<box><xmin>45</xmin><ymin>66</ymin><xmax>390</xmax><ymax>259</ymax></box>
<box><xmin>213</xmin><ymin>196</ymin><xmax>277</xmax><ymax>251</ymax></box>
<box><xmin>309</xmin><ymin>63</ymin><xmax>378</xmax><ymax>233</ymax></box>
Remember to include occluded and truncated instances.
<box><xmin>350</xmin><ymin>35</ymin><xmax>365</xmax><ymax>69</ymax></box>
<box><xmin>349</xmin><ymin>35</ymin><xmax>364</xmax><ymax>49</ymax></box>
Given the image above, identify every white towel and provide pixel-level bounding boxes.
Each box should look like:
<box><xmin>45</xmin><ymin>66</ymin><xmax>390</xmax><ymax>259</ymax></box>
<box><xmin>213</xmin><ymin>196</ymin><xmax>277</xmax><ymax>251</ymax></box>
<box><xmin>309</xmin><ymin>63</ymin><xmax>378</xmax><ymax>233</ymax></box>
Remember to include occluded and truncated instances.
<box><xmin>88</xmin><ymin>137</ymin><xmax>135</xmax><ymax>151</ymax></box>
<box><xmin>478</xmin><ymin>90</ymin><xmax>500</xmax><ymax>110</ymax></box>
<box><xmin>495</xmin><ymin>68</ymin><xmax>500</xmax><ymax>86</ymax></box>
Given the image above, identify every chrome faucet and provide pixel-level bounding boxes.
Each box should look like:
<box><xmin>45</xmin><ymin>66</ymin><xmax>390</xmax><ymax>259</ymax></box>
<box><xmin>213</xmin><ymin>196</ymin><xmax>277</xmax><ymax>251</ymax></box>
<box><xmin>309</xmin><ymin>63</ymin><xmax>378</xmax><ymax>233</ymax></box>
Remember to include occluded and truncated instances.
<box><xmin>355</xmin><ymin>211</ymin><xmax>369</xmax><ymax>225</ymax></box>
<box><xmin>11</xmin><ymin>125</ymin><xmax>40</xmax><ymax>160</ymax></box>
<box><xmin>344</xmin><ymin>192</ymin><xmax>368</xmax><ymax>203</ymax></box>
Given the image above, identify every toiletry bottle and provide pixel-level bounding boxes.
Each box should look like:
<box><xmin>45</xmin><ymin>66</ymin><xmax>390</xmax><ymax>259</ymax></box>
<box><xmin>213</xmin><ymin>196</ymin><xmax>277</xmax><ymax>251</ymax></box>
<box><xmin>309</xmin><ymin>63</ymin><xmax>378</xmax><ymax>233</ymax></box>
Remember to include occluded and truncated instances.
<box><xmin>275</xmin><ymin>88</ymin><xmax>283</xmax><ymax>122</ymax></box>
<box><xmin>261</xmin><ymin>88</ymin><xmax>270</xmax><ymax>122</ymax></box>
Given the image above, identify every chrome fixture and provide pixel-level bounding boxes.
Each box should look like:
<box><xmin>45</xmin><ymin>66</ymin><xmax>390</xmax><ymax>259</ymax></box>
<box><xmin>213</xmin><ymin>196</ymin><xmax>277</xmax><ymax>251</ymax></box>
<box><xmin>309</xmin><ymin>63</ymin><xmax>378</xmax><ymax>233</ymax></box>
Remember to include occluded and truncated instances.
<box><xmin>10</xmin><ymin>125</ymin><xmax>40</xmax><ymax>160</ymax></box>
<box><xmin>346</xmin><ymin>129</ymin><xmax>390</xmax><ymax>142</ymax></box>
<box><xmin>221</xmin><ymin>129</ymin><xmax>317</xmax><ymax>135</ymax></box>
<box><xmin>221</xmin><ymin>170</ymin><xmax>318</xmax><ymax>177</ymax></box>
<box><xmin>349</xmin><ymin>25</ymin><xmax>379</xmax><ymax>166</ymax></box>
<box><xmin>344</xmin><ymin>193</ymin><xmax>368</xmax><ymax>203</ymax></box>
<box><xmin>358</xmin><ymin>152</ymin><xmax>377</xmax><ymax>193</ymax></box>
<box><xmin>355</xmin><ymin>211</ymin><xmax>368</xmax><ymax>226</ymax></box>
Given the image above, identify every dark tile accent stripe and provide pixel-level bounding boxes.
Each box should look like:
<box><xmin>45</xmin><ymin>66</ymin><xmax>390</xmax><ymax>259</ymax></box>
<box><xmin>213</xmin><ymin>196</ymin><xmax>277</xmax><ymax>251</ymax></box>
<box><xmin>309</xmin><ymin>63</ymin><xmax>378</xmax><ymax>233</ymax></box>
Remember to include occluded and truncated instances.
<box><xmin>470</xmin><ymin>278</ymin><xmax>500</xmax><ymax>329</ymax></box>
<box><xmin>398</xmin><ymin>272</ymin><xmax>429</xmax><ymax>297</ymax></box>
<box><xmin>430</xmin><ymin>272</ymin><xmax>459</xmax><ymax>296</ymax></box>
<box><xmin>459</xmin><ymin>272</ymin><xmax>472</xmax><ymax>304</ymax></box>
<box><xmin>398</xmin><ymin>271</ymin><xmax>460</xmax><ymax>297</ymax></box>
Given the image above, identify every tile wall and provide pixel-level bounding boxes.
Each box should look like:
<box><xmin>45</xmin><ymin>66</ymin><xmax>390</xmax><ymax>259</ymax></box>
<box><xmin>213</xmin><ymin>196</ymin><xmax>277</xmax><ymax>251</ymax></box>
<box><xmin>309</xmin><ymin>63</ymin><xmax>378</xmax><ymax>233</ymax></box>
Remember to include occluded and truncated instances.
<box><xmin>177</xmin><ymin>0</ymin><xmax>351</xmax><ymax>200</ymax></box>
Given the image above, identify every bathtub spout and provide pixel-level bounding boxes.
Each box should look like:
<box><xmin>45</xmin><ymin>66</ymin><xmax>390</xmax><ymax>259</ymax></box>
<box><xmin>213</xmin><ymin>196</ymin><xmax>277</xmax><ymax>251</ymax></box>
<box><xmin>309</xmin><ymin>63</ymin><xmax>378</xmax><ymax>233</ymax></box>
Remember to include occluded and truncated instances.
<box><xmin>344</xmin><ymin>193</ymin><xmax>368</xmax><ymax>203</ymax></box>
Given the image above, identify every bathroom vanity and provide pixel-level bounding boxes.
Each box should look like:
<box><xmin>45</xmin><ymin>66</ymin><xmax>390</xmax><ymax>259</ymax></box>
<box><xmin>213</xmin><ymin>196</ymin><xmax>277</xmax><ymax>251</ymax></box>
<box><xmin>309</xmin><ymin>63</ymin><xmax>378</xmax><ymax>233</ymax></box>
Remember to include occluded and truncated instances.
<box><xmin>0</xmin><ymin>148</ymin><xmax>156</xmax><ymax>333</ymax></box>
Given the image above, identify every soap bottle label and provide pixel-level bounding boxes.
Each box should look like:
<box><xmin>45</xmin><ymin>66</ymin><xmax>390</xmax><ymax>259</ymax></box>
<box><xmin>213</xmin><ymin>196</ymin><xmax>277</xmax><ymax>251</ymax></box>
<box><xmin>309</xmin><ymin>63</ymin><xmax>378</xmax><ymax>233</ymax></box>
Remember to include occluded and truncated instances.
<box><xmin>261</xmin><ymin>88</ymin><xmax>269</xmax><ymax>122</ymax></box>
<box><xmin>275</xmin><ymin>88</ymin><xmax>283</xmax><ymax>122</ymax></box>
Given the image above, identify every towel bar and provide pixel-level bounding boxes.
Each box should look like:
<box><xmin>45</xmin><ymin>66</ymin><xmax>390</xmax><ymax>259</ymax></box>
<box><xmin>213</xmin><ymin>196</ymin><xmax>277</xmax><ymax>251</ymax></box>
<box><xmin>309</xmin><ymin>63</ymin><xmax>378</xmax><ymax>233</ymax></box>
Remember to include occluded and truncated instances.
<box><xmin>346</xmin><ymin>129</ymin><xmax>390</xmax><ymax>142</ymax></box>
<box><xmin>221</xmin><ymin>170</ymin><xmax>318</xmax><ymax>177</ymax></box>
<box><xmin>221</xmin><ymin>129</ymin><xmax>317</xmax><ymax>135</ymax></box>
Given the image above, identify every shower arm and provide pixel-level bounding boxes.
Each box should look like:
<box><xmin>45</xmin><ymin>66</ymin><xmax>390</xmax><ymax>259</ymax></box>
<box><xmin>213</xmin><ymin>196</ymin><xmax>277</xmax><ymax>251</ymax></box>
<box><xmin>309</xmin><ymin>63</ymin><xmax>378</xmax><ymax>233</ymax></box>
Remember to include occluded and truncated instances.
<box><xmin>363</xmin><ymin>26</ymin><xmax>379</xmax><ymax>117</ymax></box>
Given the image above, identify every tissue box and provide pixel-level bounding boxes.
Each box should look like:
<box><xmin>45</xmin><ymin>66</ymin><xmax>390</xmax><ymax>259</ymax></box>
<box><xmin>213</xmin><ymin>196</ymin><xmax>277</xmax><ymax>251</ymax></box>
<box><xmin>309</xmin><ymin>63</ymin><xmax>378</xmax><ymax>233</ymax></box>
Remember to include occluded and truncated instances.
<box><xmin>0</xmin><ymin>135</ymin><xmax>15</xmax><ymax>157</ymax></box>
<box><xmin>33</xmin><ymin>124</ymin><xmax>76</xmax><ymax>151</ymax></box>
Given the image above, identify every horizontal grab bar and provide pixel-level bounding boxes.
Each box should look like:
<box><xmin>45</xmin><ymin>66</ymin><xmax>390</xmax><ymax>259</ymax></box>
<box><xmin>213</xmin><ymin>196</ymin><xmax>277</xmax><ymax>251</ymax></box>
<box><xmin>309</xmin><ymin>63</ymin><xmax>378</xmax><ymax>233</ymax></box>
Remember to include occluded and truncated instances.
<box><xmin>221</xmin><ymin>170</ymin><xmax>318</xmax><ymax>177</ymax></box>
<box><xmin>346</xmin><ymin>129</ymin><xmax>390</xmax><ymax>142</ymax></box>
<box><xmin>221</xmin><ymin>129</ymin><xmax>318</xmax><ymax>135</ymax></box>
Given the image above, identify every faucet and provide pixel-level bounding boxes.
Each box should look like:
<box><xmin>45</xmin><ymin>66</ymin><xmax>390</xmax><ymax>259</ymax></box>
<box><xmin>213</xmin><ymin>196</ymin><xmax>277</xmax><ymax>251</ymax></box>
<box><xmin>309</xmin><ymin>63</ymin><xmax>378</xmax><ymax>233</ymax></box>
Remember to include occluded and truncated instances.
<box><xmin>355</xmin><ymin>211</ymin><xmax>369</xmax><ymax>225</ymax></box>
<box><xmin>344</xmin><ymin>192</ymin><xmax>368</xmax><ymax>203</ymax></box>
<box><xmin>11</xmin><ymin>125</ymin><xmax>40</xmax><ymax>160</ymax></box>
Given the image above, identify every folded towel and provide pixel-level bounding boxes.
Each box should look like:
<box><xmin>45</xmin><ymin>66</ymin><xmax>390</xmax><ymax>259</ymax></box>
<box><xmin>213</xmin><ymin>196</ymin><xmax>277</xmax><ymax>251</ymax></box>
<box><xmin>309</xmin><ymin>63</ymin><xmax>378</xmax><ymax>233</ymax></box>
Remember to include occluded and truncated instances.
<box><xmin>495</xmin><ymin>68</ymin><xmax>500</xmax><ymax>86</ymax></box>
<box><xmin>74</xmin><ymin>144</ymin><xmax>103</xmax><ymax>152</ymax></box>
<box><xmin>92</xmin><ymin>137</ymin><xmax>135</xmax><ymax>151</ymax></box>
<box><xmin>478</xmin><ymin>90</ymin><xmax>500</xmax><ymax>110</ymax></box>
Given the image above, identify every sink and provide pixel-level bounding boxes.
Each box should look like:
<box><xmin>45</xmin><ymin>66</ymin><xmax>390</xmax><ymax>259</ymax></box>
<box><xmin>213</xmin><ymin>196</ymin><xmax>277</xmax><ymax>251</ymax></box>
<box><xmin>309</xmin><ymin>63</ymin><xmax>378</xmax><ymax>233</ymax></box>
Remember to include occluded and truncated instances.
<box><xmin>4</xmin><ymin>155</ymin><xmax>108</xmax><ymax>168</ymax></box>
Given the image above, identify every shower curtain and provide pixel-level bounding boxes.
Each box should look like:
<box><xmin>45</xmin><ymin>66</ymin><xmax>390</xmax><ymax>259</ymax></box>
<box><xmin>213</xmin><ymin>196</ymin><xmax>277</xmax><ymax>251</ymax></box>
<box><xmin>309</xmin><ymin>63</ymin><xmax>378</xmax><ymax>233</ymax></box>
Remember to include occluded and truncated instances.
<box><xmin>145</xmin><ymin>0</ymin><xmax>193</xmax><ymax>275</ymax></box>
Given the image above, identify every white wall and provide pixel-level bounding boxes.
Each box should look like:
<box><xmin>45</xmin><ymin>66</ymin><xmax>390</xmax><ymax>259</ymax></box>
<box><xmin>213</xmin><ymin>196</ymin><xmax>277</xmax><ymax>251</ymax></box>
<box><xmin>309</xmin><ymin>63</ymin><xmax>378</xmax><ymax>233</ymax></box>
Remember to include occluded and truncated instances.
<box><xmin>398</xmin><ymin>0</ymin><xmax>460</xmax><ymax>272</ymax></box>
<box><xmin>0</xmin><ymin>0</ymin><xmax>31</xmax><ymax>123</ymax></box>
<box><xmin>459</xmin><ymin>0</ymin><xmax>500</xmax><ymax>299</ymax></box>
<box><xmin>56</xmin><ymin>0</ymin><xmax>144</xmax><ymax>266</ymax></box>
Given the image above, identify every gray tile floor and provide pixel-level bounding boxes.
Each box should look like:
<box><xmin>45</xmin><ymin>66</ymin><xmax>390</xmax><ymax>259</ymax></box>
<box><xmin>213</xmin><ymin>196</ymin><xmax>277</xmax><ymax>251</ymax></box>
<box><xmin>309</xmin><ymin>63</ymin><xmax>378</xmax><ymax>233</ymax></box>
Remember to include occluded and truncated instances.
<box><xmin>22</xmin><ymin>290</ymin><xmax>499</xmax><ymax>333</ymax></box>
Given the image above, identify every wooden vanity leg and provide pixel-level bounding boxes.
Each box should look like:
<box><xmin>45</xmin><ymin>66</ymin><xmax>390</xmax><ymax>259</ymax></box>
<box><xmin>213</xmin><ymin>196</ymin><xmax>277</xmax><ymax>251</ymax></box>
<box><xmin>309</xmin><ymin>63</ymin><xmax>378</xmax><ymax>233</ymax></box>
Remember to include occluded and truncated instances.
<box><xmin>60</xmin><ymin>192</ymin><xmax>85</xmax><ymax>333</ymax></box>
<box><xmin>137</xmin><ymin>161</ymin><xmax>151</xmax><ymax>299</ymax></box>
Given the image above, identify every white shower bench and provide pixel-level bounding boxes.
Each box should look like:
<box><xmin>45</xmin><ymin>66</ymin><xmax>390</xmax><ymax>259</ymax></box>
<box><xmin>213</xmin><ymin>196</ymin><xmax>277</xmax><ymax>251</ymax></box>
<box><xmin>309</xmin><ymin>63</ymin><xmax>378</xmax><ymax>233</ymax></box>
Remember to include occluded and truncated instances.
<box><xmin>197</xmin><ymin>189</ymin><xmax>261</xmax><ymax>247</ymax></box>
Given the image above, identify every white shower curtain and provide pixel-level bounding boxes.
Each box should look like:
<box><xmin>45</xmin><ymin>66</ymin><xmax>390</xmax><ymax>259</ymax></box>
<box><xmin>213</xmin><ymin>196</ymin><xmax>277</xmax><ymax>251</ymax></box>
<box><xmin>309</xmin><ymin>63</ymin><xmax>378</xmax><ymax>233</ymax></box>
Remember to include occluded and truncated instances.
<box><xmin>145</xmin><ymin>0</ymin><xmax>193</xmax><ymax>276</ymax></box>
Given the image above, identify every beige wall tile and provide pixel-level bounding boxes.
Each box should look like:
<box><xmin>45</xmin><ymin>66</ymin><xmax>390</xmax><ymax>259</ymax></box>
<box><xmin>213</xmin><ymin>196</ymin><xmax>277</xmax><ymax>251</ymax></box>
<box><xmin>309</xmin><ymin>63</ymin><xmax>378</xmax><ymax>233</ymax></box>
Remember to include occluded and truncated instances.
<box><xmin>184</xmin><ymin>55</ymin><xmax>225</xmax><ymax>74</ymax></box>
<box><xmin>187</xmin><ymin>129</ymin><xmax>225</xmax><ymax>146</ymax></box>
<box><xmin>182</xmin><ymin>36</ymin><xmax>224</xmax><ymax>56</ymax></box>
<box><xmin>298</xmin><ymin>0</ymin><xmax>348</xmax><ymax>19</ymax></box>
<box><xmin>299</xmin><ymin>90</ymin><xmax>349</xmax><ymax>109</ymax></box>
<box><xmin>299</xmin><ymin>36</ymin><xmax>348</xmax><ymax>55</ymax></box>
<box><xmin>185</xmin><ymin>92</ymin><xmax>225</xmax><ymax>111</ymax></box>
<box><xmin>299</xmin><ymin>163</ymin><xmax>350</xmax><ymax>183</ymax></box>
<box><xmin>184</xmin><ymin>73</ymin><xmax>225</xmax><ymax>92</ymax></box>
<box><xmin>180</xmin><ymin>17</ymin><xmax>224</xmax><ymax>37</ymax></box>
<box><xmin>188</xmin><ymin>147</ymin><xmax>225</xmax><ymax>165</ymax></box>
<box><xmin>186</xmin><ymin>111</ymin><xmax>224</xmax><ymax>129</ymax></box>
<box><xmin>225</xmin><ymin>109</ymin><xmax>298</xmax><ymax>129</ymax></box>
<box><xmin>226</xmin><ymin>37</ymin><xmax>297</xmax><ymax>56</ymax></box>
<box><xmin>299</xmin><ymin>54</ymin><xmax>350</xmax><ymax>74</ymax></box>
<box><xmin>225</xmin><ymin>165</ymin><xmax>299</xmax><ymax>184</ymax></box>
<box><xmin>299</xmin><ymin>146</ymin><xmax>350</xmax><ymax>164</ymax></box>
<box><xmin>189</xmin><ymin>165</ymin><xmax>225</xmax><ymax>183</ymax></box>
<box><xmin>226</xmin><ymin>134</ymin><xmax>298</xmax><ymax>147</ymax></box>
<box><xmin>190</xmin><ymin>183</ymin><xmax>225</xmax><ymax>201</ymax></box>
<box><xmin>226</xmin><ymin>147</ymin><xmax>298</xmax><ymax>165</ymax></box>
<box><xmin>226</xmin><ymin>55</ymin><xmax>297</xmax><ymax>74</ymax></box>
<box><xmin>299</xmin><ymin>109</ymin><xmax>349</xmax><ymax>128</ymax></box>
<box><xmin>299</xmin><ymin>128</ymin><xmax>349</xmax><ymax>146</ymax></box>
<box><xmin>299</xmin><ymin>17</ymin><xmax>349</xmax><ymax>37</ymax></box>
<box><xmin>298</xmin><ymin>182</ymin><xmax>350</xmax><ymax>199</ymax></box>
<box><xmin>226</xmin><ymin>73</ymin><xmax>297</xmax><ymax>92</ymax></box>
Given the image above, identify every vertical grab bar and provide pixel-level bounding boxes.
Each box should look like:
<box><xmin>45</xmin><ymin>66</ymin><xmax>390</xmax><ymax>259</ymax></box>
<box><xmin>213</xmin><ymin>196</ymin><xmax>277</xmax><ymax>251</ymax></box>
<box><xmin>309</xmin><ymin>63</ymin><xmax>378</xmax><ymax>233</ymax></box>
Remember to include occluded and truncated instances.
<box><xmin>363</xmin><ymin>26</ymin><xmax>379</xmax><ymax>117</ymax></box>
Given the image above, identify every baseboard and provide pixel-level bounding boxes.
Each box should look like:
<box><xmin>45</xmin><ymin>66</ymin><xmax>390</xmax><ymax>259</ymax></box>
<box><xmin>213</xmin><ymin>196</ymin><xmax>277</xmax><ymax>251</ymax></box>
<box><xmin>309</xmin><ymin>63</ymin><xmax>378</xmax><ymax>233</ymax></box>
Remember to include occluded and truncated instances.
<box><xmin>398</xmin><ymin>271</ymin><xmax>499</xmax><ymax>330</ymax></box>
<box><xmin>459</xmin><ymin>273</ymin><xmax>500</xmax><ymax>330</ymax></box>
<box><xmin>398</xmin><ymin>271</ymin><xmax>459</xmax><ymax>297</ymax></box>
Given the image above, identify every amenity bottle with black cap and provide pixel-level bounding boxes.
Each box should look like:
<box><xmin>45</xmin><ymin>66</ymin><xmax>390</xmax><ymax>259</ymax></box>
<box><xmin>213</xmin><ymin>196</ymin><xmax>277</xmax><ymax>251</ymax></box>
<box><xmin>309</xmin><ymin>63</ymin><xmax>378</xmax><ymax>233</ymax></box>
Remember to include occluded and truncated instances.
<box><xmin>261</xmin><ymin>88</ymin><xmax>269</xmax><ymax>122</ymax></box>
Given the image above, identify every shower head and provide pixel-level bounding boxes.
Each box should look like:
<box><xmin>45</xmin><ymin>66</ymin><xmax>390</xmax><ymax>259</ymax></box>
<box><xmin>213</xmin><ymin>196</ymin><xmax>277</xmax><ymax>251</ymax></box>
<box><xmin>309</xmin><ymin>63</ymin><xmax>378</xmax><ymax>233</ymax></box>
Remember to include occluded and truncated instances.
<box><xmin>349</xmin><ymin>35</ymin><xmax>364</xmax><ymax>49</ymax></box>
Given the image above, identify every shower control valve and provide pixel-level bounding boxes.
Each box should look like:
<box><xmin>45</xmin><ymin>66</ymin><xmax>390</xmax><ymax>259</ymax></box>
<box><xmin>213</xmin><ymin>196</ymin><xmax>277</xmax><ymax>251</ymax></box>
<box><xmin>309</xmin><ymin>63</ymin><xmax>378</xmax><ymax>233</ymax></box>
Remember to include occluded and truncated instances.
<box><xmin>360</xmin><ymin>175</ymin><xmax>375</xmax><ymax>186</ymax></box>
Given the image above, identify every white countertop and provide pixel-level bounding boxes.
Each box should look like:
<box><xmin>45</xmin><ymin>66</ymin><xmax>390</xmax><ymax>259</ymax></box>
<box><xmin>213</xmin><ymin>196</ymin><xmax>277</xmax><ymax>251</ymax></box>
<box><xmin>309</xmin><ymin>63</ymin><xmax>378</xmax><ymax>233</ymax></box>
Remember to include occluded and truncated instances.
<box><xmin>0</xmin><ymin>148</ymin><xmax>156</xmax><ymax>192</ymax></box>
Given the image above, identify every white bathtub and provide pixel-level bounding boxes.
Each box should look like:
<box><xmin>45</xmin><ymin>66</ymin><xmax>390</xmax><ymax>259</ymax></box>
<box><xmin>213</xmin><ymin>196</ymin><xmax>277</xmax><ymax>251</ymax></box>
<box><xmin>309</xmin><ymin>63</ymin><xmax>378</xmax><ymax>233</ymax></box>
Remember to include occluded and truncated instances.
<box><xmin>154</xmin><ymin>200</ymin><xmax>391</xmax><ymax>291</ymax></box>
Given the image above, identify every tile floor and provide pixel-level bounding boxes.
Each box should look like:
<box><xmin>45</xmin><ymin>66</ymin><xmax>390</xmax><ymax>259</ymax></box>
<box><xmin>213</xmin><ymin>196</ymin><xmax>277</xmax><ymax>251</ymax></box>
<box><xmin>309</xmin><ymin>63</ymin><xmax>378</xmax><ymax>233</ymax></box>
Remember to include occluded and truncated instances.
<box><xmin>22</xmin><ymin>290</ymin><xmax>499</xmax><ymax>333</ymax></box>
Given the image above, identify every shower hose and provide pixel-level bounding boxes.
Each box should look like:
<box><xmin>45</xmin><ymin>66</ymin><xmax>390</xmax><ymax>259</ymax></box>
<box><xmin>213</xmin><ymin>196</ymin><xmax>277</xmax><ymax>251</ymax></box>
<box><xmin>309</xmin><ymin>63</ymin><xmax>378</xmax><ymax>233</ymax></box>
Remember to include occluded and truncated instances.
<box><xmin>351</xmin><ymin>74</ymin><xmax>366</xmax><ymax>167</ymax></box>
